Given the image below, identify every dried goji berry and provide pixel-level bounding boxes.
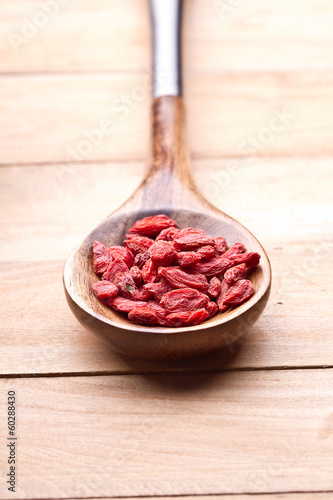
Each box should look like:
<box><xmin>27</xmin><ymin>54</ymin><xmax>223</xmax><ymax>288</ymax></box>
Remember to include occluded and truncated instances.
<box><xmin>128</xmin><ymin>306</ymin><xmax>158</xmax><ymax>326</ymax></box>
<box><xmin>124</xmin><ymin>235</ymin><xmax>154</xmax><ymax>255</ymax></box>
<box><xmin>156</xmin><ymin>227</ymin><xmax>181</xmax><ymax>241</ymax></box>
<box><xmin>92</xmin><ymin>280</ymin><xmax>118</xmax><ymax>300</ymax></box>
<box><xmin>207</xmin><ymin>276</ymin><xmax>222</xmax><ymax>298</ymax></box>
<box><xmin>128</xmin><ymin>214</ymin><xmax>177</xmax><ymax>237</ymax></box>
<box><xmin>224</xmin><ymin>263</ymin><xmax>247</xmax><ymax>285</ymax></box>
<box><xmin>146</xmin><ymin>301</ymin><xmax>170</xmax><ymax>326</ymax></box>
<box><xmin>114</xmin><ymin>272</ymin><xmax>139</xmax><ymax>300</ymax></box>
<box><xmin>158</xmin><ymin>266</ymin><xmax>209</xmax><ymax>292</ymax></box>
<box><xmin>223</xmin><ymin>243</ymin><xmax>245</xmax><ymax>259</ymax></box>
<box><xmin>222</xmin><ymin>279</ymin><xmax>254</xmax><ymax>307</ymax></box>
<box><xmin>136</xmin><ymin>285</ymin><xmax>152</xmax><ymax>302</ymax></box>
<box><xmin>166</xmin><ymin>309</ymin><xmax>209</xmax><ymax>327</ymax></box>
<box><xmin>142</xmin><ymin>259</ymin><xmax>159</xmax><ymax>283</ymax></box>
<box><xmin>133</xmin><ymin>251</ymin><xmax>150</xmax><ymax>269</ymax></box>
<box><xmin>192</xmin><ymin>256</ymin><xmax>234</xmax><ymax>279</ymax></box>
<box><xmin>230</xmin><ymin>252</ymin><xmax>260</xmax><ymax>268</ymax></box>
<box><xmin>149</xmin><ymin>240</ymin><xmax>177</xmax><ymax>267</ymax></box>
<box><xmin>197</xmin><ymin>245</ymin><xmax>215</xmax><ymax>260</ymax></box>
<box><xmin>205</xmin><ymin>301</ymin><xmax>218</xmax><ymax>318</ymax></box>
<box><xmin>102</xmin><ymin>258</ymin><xmax>129</xmax><ymax>282</ymax></box>
<box><xmin>173</xmin><ymin>228</ymin><xmax>214</xmax><ymax>251</ymax></box>
<box><xmin>216</xmin><ymin>280</ymin><xmax>232</xmax><ymax>312</ymax></box>
<box><xmin>214</xmin><ymin>237</ymin><xmax>227</xmax><ymax>255</ymax></box>
<box><xmin>176</xmin><ymin>251</ymin><xmax>201</xmax><ymax>267</ymax></box>
<box><xmin>108</xmin><ymin>246</ymin><xmax>134</xmax><ymax>268</ymax></box>
<box><xmin>108</xmin><ymin>297</ymin><xmax>147</xmax><ymax>313</ymax></box>
<box><xmin>93</xmin><ymin>241</ymin><xmax>111</xmax><ymax>275</ymax></box>
<box><xmin>160</xmin><ymin>288</ymin><xmax>209</xmax><ymax>313</ymax></box>
<box><xmin>129</xmin><ymin>265</ymin><xmax>142</xmax><ymax>286</ymax></box>
<box><xmin>143</xmin><ymin>282</ymin><xmax>172</xmax><ymax>302</ymax></box>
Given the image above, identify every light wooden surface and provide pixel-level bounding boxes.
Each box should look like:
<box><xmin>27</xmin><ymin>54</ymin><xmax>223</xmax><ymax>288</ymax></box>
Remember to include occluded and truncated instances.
<box><xmin>1</xmin><ymin>370</ymin><xmax>333</xmax><ymax>498</ymax></box>
<box><xmin>1</xmin><ymin>72</ymin><xmax>333</xmax><ymax>164</ymax></box>
<box><xmin>0</xmin><ymin>0</ymin><xmax>332</xmax><ymax>499</ymax></box>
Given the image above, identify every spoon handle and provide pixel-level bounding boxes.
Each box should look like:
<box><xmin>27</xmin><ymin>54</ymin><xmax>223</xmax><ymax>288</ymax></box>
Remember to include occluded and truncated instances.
<box><xmin>144</xmin><ymin>0</ymin><xmax>198</xmax><ymax>207</ymax></box>
<box><xmin>150</xmin><ymin>0</ymin><xmax>183</xmax><ymax>98</ymax></box>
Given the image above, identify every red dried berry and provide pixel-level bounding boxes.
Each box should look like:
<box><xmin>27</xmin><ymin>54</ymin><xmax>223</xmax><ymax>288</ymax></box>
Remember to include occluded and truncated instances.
<box><xmin>223</xmin><ymin>243</ymin><xmax>245</xmax><ymax>259</ymax></box>
<box><xmin>192</xmin><ymin>256</ymin><xmax>234</xmax><ymax>279</ymax></box>
<box><xmin>108</xmin><ymin>297</ymin><xmax>147</xmax><ymax>313</ymax></box>
<box><xmin>160</xmin><ymin>288</ymin><xmax>209</xmax><ymax>313</ymax></box>
<box><xmin>158</xmin><ymin>266</ymin><xmax>209</xmax><ymax>293</ymax></box>
<box><xmin>142</xmin><ymin>259</ymin><xmax>159</xmax><ymax>283</ymax></box>
<box><xmin>108</xmin><ymin>246</ymin><xmax>134</xmax><ymax>268</ymax></box>
<box><xmin>205</xmin><ymin>301</ymin><xmax>218</xmax><ymax>319</ymax></box>
<box><xmin>136</xmin><ymin>285</ymin><xmax>152</xmax><ymax>302</ymax></box>
<box><xmin>231</xmin><ymin>252</ymin><xmax>260</xmax><ymax>268</ymax></box>
<box><xmin>129</xmin><ymin>266</ymin><xmax>142</xmax><ymax>286</ymax></box>
<box><xmin>133</xmin><ymin>251</ymin><xmax>150</xmax><ymax>269</ymax></box>
<box><xmin>156</xmin><ymin>227</ymin><xmax>181</xmax><ymax>241</ymax></box>
<box><xmin>176</xmin><ymin>251</ymin><xmax>202</xmax><ymax>267</ymax></box>
<box><xmin>173</xmin><ymin>228</ymin><xmax>214</xmax><ymax>251</ymax></box>
<box><xmin>128</xmin><ymin>214</ymin><xmax>177</xmax><ymax>237</ymax></box>
<box><xmin>214</xmin><ymin>237</ymin><xmax>228</xmax><ymax>255</ymax></box>
<box><xmin>197</xmin><ymin>245</ymin><xmax>215</xmax><ymax>260</ymax></box>
<box><xmin>93</xmin><ymin>241</ymin><xmax>111</xmax><ymax>275</ymax></box>
<box><xmin>124</xmin><ymin>235</ymin><xmax>154</xmax><ymax>255</ymax></box>
<box><xmin>224</xmin><ymin>264</ymin><xmax>247</xmax><ymax>285</ymax></box>
<box><xmin>216</xmin><ymin>280</ymin><xmax>232</xmax><ymax>312</ymax></box>
<box><xmin>128</xmin><ymin>307</ymin><xmax>158</xmax><ymax>326</ymax></box>
<box><xmin>149</xmin><ymin>240</ymin><xmax>177</xmax><ymax>267</ymax></box>
<box><xmin>222</xmin><ymin>279</ymin><xmax>254</xmax><ymax>307</ymax></box>
<box><xmin>102</xmin><ymin>258</ymin><xmax>129</xmax><ymax>283</ymax></box>
<box><xmin>143</xmin><ymin>282</ymin><xmax>172</xmax><ymax>302</ymax></box>
<box><xmin>113</xmin><ymin>272</ymin><xmax>138</xmax><ymax>299</ymax></box>
<box><xmin>92</xmin><ymin>281</ymin><xmax>118</xmax><ymax>300</ymax></box>
<box><xmin>166</xmin><ymin>309</ymin><xmax>209</xmax><ymax>327</ymax></box>
<box><xmin>207</xmin><ymin>276</ymin><xmax>222</xmax><ymax>298</ymax></box>
<box><xmin>146</xmin><ymin>301</ymin><xmax>170</xmax><ymax>326</ymax></box>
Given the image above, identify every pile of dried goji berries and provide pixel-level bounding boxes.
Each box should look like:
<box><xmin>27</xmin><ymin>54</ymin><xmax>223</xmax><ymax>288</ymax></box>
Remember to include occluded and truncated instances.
<box><xmin>92</xmin><ymin>214</ymin><xmax>260</xmax><ymax>327</ymax></box>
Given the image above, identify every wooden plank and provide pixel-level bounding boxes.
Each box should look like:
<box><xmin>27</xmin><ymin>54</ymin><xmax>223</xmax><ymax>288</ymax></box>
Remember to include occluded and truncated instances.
<box><xmin>0</xmin><ymin>158</ymin><xmax>332</xmax><ymax>375</ymax></box>
<box><xmin>1</xmin><ymin>157</ymin><xmax>331</xmax><ymax>260</ymax></box>
<box><xmin>0</xmin><ymin>257</ymin><xmax>332</xmax><ymax>375</ymax></box>
<box><xmin>0</xmin><ymin>370</ymin><xmax>333</xmax><ymax>497</ymax></box>
<box><xmin>1</xmin><ymin>71</ymin><xmax>333</xmax><ymax>164</ymax></box>
<box><xmin>1</xmin><ymin>0</ymin><xmax>332</xmax><ymax>73</ymax></box>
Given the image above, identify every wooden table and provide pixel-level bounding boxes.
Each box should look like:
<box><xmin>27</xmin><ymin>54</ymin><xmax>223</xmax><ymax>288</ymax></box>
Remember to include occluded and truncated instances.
<box><xmin>1</xmin><ymin>1</ymin><xmax>333</xmax><ymax>498</ymax></box>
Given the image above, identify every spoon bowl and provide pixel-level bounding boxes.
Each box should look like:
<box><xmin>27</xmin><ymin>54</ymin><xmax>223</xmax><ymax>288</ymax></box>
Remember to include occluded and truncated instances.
<box><xmin>64</xmin><ymin>96</ymin><xmax>271</xmax><ymax>361</ymax></box>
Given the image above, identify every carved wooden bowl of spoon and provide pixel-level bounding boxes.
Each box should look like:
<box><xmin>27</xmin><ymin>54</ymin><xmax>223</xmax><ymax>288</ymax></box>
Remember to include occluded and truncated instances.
<box><xmin>63</xmin><ymin>95</ymin><xmax>271</xmax><ymax>361</ymax></box>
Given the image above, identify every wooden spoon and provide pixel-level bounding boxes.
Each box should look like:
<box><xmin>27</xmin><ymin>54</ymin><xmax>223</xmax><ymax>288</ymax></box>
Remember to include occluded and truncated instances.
<box><xmin>63</xmin><ymin>0</ymin><xmax>271</xmax><ymax>361</ymax></box>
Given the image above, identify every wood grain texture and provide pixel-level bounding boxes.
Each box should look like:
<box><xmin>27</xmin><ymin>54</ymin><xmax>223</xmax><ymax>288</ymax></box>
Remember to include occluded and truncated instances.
<box><xmin>1</xmin><ymin>0</ymin><xmax>332</xmax><ymax>73</ymax></box>
<box><xmin>1</xmin><ymin>370</ymin><xmax>333</xmax><ymax>498</ymax></box>
<box><xmin>0</xmin><ymin>158</ymin><xmax>331</xmax><ymax>261</ymax></box>
<box><xmin>1</xmin><ymin>254</ymin><xmax>332</xmax><ymax>375</ymax></box>
<box><xmin>1</xmin><ymin>0</ymin><xmax>333</xmax><ymax>497</ymax></box>
<box><xmin>1</xmin><ymin>157</ymin><xmax>332</xmax><ymax>374</ymax></box>
<box><xmin>1</xmin><ymin>71</ymin><xmax>333</xmax><ymax>164</ymax></box>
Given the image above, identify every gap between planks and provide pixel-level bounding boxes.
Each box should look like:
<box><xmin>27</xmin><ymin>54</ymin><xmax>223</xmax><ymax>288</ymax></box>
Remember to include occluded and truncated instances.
<box><xmin>1</xmin><ymin>152</ymin><xmax>333</xmax><ymax>169</ymax></box>
<box><xmin>7</xmin><ymin>490</ymin><xmax>333</xmax><ymax>500</ymax></box>
<box><xmin>0</xmin><ymin>68</ymin><xmax>332</xmax><ymax>77</ymax></box>
<box><xmin>1</xmin><ymin>365</ymin><xmax>333</xmax><ymax>380</ymax></box>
